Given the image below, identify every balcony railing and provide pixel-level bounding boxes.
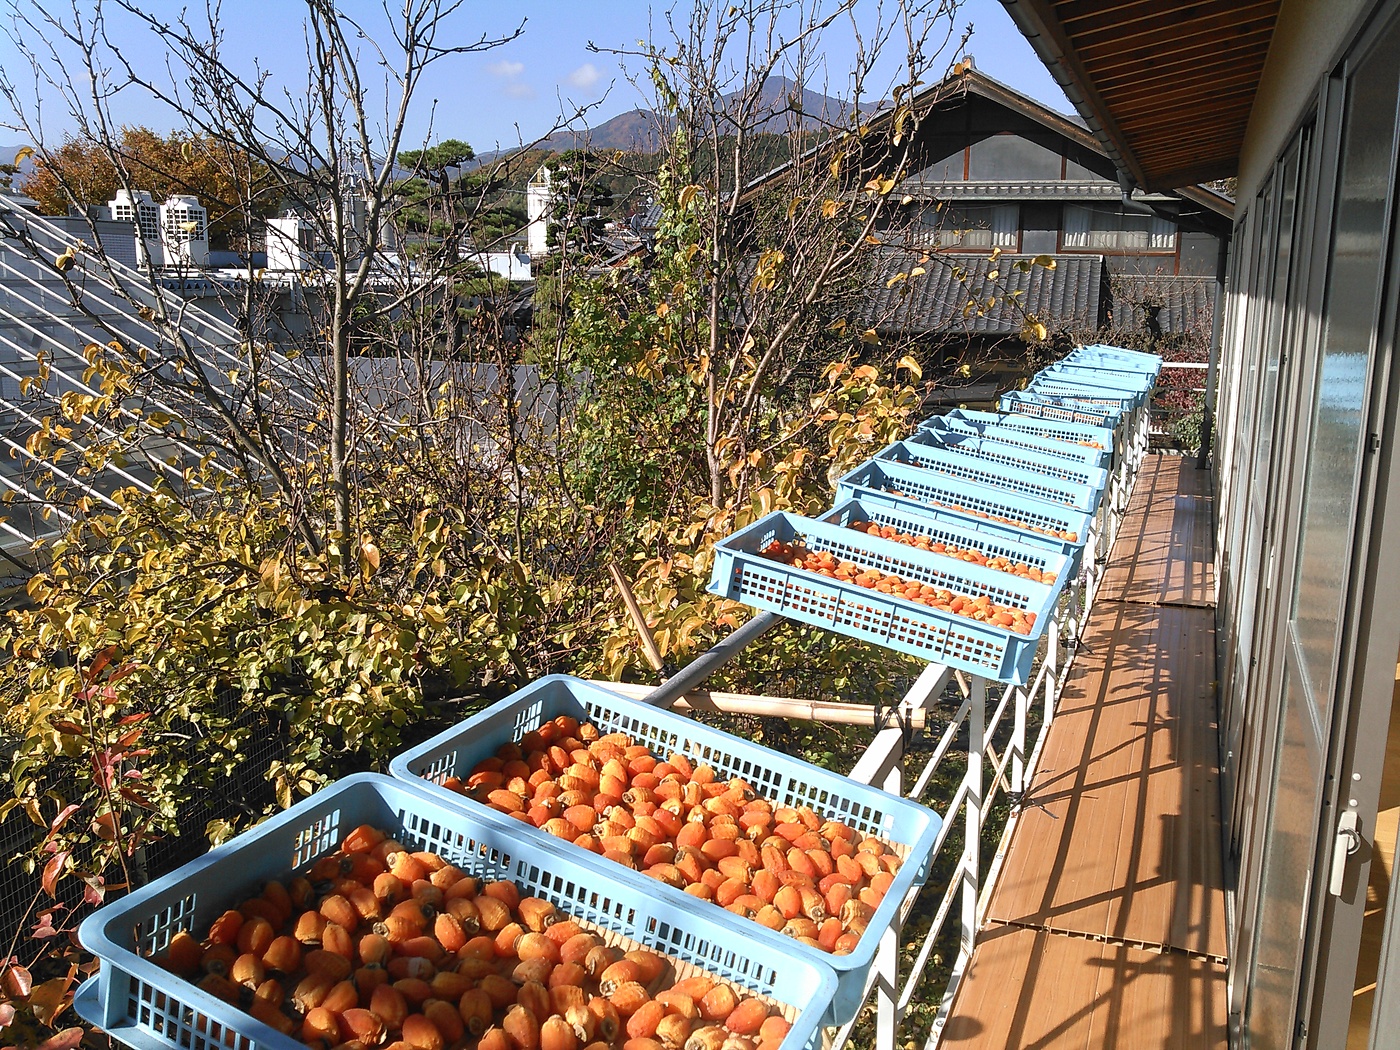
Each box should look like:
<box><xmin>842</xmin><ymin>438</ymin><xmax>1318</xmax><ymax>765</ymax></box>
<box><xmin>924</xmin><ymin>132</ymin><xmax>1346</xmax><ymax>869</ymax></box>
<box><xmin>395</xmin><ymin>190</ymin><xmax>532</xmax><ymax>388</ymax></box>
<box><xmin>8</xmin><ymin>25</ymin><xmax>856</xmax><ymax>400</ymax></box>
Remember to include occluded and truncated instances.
<box><xmin>619</xmin><ymin>400</ymin><xmax>1151</xmax><ymax>1050</ymax></box>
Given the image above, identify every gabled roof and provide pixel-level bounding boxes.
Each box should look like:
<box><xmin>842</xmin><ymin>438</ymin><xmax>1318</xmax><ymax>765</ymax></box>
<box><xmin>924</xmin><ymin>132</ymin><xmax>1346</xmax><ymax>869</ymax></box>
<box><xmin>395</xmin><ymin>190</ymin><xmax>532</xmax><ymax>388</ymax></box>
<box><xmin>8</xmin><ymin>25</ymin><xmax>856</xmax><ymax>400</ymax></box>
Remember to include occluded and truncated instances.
<box><xmin>737</xmin><ymin>67</ymin><xmax>1234</xmax><ymax>224</ymax></box>
<box><xmin>1001</xmin><ymin>0</ymin><xmax>1281</xmax><ymax>190</ymax></box>
<box><xmin>886</xmin><ymin>67</ymin><xmax>1234</xmax><ymax>224</ymax></box>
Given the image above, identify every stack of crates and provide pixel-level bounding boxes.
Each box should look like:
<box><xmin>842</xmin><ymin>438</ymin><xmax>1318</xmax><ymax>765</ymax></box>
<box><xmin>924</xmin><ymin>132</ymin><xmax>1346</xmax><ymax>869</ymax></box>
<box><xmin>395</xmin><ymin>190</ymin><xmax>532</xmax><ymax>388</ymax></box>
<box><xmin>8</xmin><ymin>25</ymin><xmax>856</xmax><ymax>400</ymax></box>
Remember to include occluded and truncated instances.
<box><xmin>76</xmin><ymin>671</ymin><xmax>943</xmax><ymax>1047</ymax></box>
<box><xmin>74</xmin><ymin>342</ymin><xmax>1160</xmax><ymax>1050</ymax></box>
<box><xmin>708</xmin><ymin>343</ymin><xmax>1161</xmax><ymax>685</ymax></box>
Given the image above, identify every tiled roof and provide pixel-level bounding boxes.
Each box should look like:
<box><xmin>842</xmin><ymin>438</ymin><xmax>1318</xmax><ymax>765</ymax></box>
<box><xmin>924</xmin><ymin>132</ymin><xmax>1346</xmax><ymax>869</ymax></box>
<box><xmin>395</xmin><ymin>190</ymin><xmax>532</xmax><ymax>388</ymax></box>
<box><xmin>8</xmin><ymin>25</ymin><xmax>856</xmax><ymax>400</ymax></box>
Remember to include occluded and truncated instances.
<box><xmin>860</xmin><ymin>251</ymin><xmax>1104</xmax><ymax>336</ymax></box>
<box><xmin>1107</xmin><ymin>274</ymin><xmax>1213</xmax><ymax>334</ymax></box>
<box><xmin>896</xmin><ymin>180</ymin><xmax>1125</xmax><ymax>202</ymax></box>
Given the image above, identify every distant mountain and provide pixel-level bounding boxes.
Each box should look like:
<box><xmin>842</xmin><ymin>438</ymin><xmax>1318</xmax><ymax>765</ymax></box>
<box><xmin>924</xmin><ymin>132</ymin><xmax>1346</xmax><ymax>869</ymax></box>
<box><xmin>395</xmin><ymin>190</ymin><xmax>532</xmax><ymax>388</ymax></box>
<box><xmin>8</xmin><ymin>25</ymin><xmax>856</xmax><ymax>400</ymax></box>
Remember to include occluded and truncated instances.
<box><xmin>476</xmin><ymin>76</ymin><xmax>870</xmax><ymax>161</ymax></box>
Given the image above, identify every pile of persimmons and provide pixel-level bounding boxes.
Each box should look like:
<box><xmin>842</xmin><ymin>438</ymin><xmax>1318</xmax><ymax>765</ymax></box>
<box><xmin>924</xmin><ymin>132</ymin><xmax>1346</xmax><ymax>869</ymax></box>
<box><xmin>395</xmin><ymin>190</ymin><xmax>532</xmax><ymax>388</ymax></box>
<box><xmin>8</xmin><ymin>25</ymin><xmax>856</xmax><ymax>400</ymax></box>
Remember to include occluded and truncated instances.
<box><xmin>760</xmin><ymin>540</ymin><xmax>1038</xmax><ymax>635</ymax></box>
<box><xmin>883</xmin><ymin>489</ymin><xmax>1079</xmax><ymax>543</ymax></box>
<box><xmin>845</xmin><ymin>520</ymin><xmax>1057</xmax><ymax>584</ymax></box>
<box><xmin>155</xmin><ymin>824</ymin><xmax>791</xmax><ymax>1050</ymax></box>
<box><xmin>447</xmin><ymin>716</ymin><xmax>902</xmax><ymax>956</ymax></box>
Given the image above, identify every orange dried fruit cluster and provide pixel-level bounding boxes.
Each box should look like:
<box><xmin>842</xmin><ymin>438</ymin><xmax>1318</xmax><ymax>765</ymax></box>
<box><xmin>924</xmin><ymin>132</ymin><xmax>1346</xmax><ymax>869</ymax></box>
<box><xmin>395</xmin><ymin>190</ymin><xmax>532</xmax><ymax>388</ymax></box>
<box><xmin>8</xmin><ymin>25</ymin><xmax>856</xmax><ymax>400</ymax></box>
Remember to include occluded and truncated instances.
<box><xmin>846</xmin><ymin>520</ymin><xmax>1056</xmax><ymax>584</ymax></box>
<box><xmin>447</xmin><ymin>716</ymin><xmax>902</xmax><ymax>956</ymax></box>
<box><xmin>153</xmin><ymin>826</ymin><xmax>792</xmax><ymax>1050</ymax></box>
<box><xmin>760</xmin><ymin>540</ymin><xmax>1037</xmax><ymax>635</ymax></box>
<box><xmin>884</xmin><ymin>490</ymin><xmax>1079</xmax><ymax>543</ymax></box>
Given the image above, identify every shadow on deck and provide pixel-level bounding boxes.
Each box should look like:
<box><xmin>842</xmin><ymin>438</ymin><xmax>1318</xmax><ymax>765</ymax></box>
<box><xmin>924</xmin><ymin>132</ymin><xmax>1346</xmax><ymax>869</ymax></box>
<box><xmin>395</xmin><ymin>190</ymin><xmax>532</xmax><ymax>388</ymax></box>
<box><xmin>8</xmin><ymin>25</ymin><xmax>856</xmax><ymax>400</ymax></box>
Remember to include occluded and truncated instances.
<box><xmin>941</xmin><ymin>454</ymin><xmax>1228</xmax><ymax>1049</ymax></box>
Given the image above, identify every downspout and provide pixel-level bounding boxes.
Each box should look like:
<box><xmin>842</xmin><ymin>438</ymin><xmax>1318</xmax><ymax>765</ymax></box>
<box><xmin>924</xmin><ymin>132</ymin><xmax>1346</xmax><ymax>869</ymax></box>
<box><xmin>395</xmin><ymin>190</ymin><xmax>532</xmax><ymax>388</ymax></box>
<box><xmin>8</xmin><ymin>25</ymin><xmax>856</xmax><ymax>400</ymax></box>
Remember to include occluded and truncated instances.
<box><xmin>1197</xmin><ymin>235</ymin><xmax>1229</xmax><ymax>470</ymax></box>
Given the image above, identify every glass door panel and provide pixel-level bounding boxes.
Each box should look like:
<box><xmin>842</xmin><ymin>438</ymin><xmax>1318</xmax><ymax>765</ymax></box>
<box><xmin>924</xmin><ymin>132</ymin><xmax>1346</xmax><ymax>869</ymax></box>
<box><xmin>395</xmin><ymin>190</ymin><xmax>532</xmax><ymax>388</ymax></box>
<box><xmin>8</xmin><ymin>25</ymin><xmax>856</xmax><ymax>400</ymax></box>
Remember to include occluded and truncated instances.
<box><xmin>1244</xmin><ymin>19</ymin><xmax>1400</xmax><ymax>1044</ymax></box>
<box><xmin>1248</xmin><ymin>660</ymin><xmax>1325</xmax><ymax>1050</ymax></box>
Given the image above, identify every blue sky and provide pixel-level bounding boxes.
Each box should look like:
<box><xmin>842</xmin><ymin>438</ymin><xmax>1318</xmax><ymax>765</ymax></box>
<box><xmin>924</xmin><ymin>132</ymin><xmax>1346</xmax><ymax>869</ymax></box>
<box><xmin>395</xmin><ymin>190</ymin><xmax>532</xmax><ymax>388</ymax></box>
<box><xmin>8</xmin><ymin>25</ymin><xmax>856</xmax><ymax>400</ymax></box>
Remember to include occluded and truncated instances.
<box><xmin>0</xmin><ymin>0</ymin><xmax>1072</xmax><ymax>153</ymax></box>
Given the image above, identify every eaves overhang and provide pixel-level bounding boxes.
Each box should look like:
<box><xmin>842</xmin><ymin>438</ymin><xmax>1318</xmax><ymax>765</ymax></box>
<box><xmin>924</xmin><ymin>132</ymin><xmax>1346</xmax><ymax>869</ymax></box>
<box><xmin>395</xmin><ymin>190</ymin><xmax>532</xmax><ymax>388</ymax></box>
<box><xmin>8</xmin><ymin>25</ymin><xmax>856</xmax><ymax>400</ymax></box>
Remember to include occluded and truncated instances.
<box><xmin>1000</xmin><ymin>0</ymin><xmax>1280</xmax><ymax>192</ymax></box>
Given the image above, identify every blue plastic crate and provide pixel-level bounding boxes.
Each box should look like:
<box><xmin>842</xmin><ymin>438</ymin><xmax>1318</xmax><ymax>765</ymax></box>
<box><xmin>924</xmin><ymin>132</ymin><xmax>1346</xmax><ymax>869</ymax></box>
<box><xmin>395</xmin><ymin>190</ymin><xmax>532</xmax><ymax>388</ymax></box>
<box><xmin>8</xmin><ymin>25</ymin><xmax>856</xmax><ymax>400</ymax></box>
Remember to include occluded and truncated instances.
<box><xmin>872</xmin><ymin>440</ymin><xmax>1102</xmax><ymax>513</ymax></box>
<box><xmin>834</xmin><ymin>458</ymin><xmax>1091</xmax><ymax>560</ymax></box>
<box><xmin>1064</xmin><ymin>350</ymin><xmax>1161</xmax><ymax>379</ymax></box>
<box><xmin>1041</xmin><ymin>362</ymin><xmax>1155</xmax><ymax>395</ymax></box>
<box><xmin>1073</xmin><ymin>343</ymin><xmax>1164</xmax><ymax>373</ymax></box>
<box><xmin>708</xmin><ymin>511</ymin><xmax>1061</xmax><ymax>684</ymax></box>
<box><xmin>905</xmin><ymin>428</ymin><xmax>1110</xmax><ymax>496</ymax></box>
<box><xmin>77</xmin><ymin>773</ymin><xmax>836</xmax><ymax>1050</ymax></box>
<box><xmin>820</xmin><ymin>497</ymin><xmax>1072</xmax><ymax>585</ymax></box>
<box><xmin>392</xmin><ymin>676</ymin><xmax>940</xmax><ymax>1023</ymax></box>
<box><xmin>1059</xmin><ymin>349</ymin><xmax>1161</xmax><ymax>373</ymax></box>
<box><xmin>828</xmin><ymin>480</ymin><xmax>1084</xmax><ymax>574</ymax></box>
<box><xmin>1075</xmin><ymin>342</ymin><xmax>1162</xmax><ymax>361</ymax></box>
<box><xmin>1026</xmin><ymin>377</ymin><xmax>1143</xmax><ymax>411</ymax></box>
<box><xmin>919</xmin><ymin>415</ymin><xmax>1112</xmax><ymax>472</ymax></box>
<box><xmin>999</xmin><ymin>390</ymin><xmax>1124</xmax><ymax>429</ymax></box>
<box><xmin>947</xmin><ymin>408</ymin><xmax>1116</xmax><ymax>456</ymax></box>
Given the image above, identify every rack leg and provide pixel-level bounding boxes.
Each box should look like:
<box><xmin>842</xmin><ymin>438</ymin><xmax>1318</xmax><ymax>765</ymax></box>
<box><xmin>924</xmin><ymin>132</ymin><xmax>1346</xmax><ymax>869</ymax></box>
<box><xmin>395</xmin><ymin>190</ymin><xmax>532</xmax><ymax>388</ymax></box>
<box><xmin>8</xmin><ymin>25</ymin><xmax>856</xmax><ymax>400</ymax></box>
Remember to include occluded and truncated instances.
<box><xmin>875</xmin><ymin>744</ymin><xmax>903</xmax><ymax>1050</ymax></box>
<box><xmin>1011</xmin><ymin>681</ymin><xmax>1026</xmax><ymax>799</ymax></box>
<box><xmin>962</xmin><ymin>676</ymin><xmax>985</xmax><ymax>955</ymax></box>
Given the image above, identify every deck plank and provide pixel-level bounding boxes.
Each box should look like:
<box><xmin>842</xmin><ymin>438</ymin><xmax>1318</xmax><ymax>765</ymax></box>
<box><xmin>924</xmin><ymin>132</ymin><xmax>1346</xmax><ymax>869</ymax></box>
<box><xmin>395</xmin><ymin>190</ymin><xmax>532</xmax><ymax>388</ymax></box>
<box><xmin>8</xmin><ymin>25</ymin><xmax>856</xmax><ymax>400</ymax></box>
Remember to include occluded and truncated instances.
<box><xmin>984</xmin><ymin>603</ymin><xmax>1226</xmax><ymax>958</ymax></box>
<box><xmin>1098</xmin><ymin>457</ymin><xmax>1216</xmax><ymax>608</ymax></box>
<box><xmin>939</xmin><ymin>925</ymin><xmax>1228</xmax><ymax>1050</ymax></box>
<box><xmin>941</xmin><ymin>453</ymin><xmax>1228</xmax><ymax>1049</ymax></box>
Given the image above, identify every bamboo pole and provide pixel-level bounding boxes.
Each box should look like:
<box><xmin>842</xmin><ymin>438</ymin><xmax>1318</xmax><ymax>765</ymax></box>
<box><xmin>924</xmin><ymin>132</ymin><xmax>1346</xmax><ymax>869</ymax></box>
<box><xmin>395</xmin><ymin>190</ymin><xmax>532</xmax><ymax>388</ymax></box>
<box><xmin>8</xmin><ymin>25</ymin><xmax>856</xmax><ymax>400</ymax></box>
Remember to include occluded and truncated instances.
<box><xmin>587</xmin><ymin>680</ymin><xmax>930</xmax><ymax>729</ymax></box>
<box><xmin>606</xmin><ymin>561</ymin><xmax>666</xmax><ymax>673</ymax></box>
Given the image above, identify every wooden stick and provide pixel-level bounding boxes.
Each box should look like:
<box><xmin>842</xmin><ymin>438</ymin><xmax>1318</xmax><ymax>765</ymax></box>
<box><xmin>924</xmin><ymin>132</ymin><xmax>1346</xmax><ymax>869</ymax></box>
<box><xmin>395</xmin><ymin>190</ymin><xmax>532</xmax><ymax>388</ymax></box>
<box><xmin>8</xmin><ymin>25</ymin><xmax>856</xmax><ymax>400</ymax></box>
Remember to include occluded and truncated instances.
<box><xmin>587</xmin><ymin>680</ymin><xmax>930</xmax><ymax>729</ymax></box>
<box><xmin>607</xmin><ymin>561</ymin><xmax>666</xmax><ymax>674</ymax></box>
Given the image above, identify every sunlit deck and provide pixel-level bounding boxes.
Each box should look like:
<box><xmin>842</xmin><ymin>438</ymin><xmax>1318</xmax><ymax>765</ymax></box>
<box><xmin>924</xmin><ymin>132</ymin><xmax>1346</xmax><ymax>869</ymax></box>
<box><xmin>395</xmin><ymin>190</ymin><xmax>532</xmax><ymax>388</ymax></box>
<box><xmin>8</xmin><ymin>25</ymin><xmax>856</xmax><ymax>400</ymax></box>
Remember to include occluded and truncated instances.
<box><xmin>941</xmin><ymin>455</ymin><xmax>1228</xmax><ymax>1048</ymax></box>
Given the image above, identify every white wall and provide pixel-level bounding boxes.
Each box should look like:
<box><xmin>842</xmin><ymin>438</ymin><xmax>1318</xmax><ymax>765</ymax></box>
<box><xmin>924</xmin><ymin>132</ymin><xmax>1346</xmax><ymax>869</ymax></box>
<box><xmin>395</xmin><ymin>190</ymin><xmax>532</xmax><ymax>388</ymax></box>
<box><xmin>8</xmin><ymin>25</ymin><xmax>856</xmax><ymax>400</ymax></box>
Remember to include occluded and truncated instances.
<box><xmin>1236</xmin><ymin>0</ymin><xmax>1371</xmax><ymax>202</ymax></box>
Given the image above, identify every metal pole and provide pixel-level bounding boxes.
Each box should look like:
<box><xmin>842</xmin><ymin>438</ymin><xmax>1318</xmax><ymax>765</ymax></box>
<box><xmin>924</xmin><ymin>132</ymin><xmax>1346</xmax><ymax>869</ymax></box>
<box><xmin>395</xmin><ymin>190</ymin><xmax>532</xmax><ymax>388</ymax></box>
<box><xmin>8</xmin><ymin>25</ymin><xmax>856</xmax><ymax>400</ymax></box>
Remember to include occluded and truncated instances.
<box><xmin>641</xmin><ymin>612</ymin><xmax>782</xmax><ymax>708</ymax></box>
<box><xmin>876</xmin><ymin>748</ymin><xmax>903</xmax><ymax>1050</ymax></box>
<box><xmin>1197</xmin><ymin>236</ymin><xmax>1230</xmax><ymax>470</ymax></box>
<box><xmin>962</xmin><ymin>675</ymin><xmax>985</xmax><ymax>956</ymax></box>
<box><xmin>1011</xmin><ymin>682</ymin><xmax>1026</xmax><ymax>799</ymax></box>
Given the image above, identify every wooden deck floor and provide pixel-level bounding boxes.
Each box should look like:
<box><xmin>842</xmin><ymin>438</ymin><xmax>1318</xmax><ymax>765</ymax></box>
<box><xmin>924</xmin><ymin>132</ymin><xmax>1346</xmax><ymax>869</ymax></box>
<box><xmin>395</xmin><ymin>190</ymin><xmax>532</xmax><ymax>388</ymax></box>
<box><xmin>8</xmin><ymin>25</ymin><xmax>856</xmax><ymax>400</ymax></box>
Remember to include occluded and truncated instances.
<box><xmin>1098</xmin><ymin>457</ymin><xmax>1215</xmax><ymax>608</ymax></box>
<box><xmin>941</xmin><ymin>454</ymin><xmax>1228</xmax><ymax>1049</ymax></box>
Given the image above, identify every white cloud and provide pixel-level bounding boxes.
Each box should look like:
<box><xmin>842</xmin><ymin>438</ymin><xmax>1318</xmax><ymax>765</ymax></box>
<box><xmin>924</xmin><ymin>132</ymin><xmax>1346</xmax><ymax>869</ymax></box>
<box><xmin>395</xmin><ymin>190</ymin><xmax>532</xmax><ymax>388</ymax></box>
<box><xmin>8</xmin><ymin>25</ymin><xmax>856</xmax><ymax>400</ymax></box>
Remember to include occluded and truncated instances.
<box><xmin>503</xmin><ymin>81</ymin><xmax>537</xmax><ymax>100</ymax></box>
<box><xmin>487</xmin><ymin>59</ymin><xmax>525</xmax><ymax>78</ymax></box>
<box><xmin>567</xmin><ymin>63</ymin><xmax>600</xmax><ymax>90</ymax></box>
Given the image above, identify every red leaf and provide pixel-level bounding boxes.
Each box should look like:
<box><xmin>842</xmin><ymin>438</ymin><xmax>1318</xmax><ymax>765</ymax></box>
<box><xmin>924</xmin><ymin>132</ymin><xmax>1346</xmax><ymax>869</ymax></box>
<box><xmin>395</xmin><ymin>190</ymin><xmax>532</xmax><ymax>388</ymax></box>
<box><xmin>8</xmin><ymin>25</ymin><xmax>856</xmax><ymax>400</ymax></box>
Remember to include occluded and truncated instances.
<box><xmin>116</xmin><ymin>729</ymin><xmax>142</xmax><ymax>750</ymax></box>
<box><xmin>0</xmin><ymin>1001</ymin><xmax>14</xmax><ymax>1027</ymax></box>
<box><xmin>116</xmin><ymin>711</ymin><xmax>150</xmax><ymax>726</ymax></box>
<box><xmin>46</xmin><ymin>804</ymin><xmax>81</xmax><ymax>838</ymax></box>
<box><xmin>35</xmin><ymin>1025</ymin><xmax>83</xmax><ymax>1050</ymax></box>
<box><xmin>108</xmin><ymin>662</ymin><xmax>138</xmax><ymax>684</ymax></box>
<box><xmin>49</xmin><ymin>720</ymin><xmax>85</xmax><ymax>736</ymax></box>
<box><xmin>87</xmin><ymin>645</ymin><xmax>116</xmax><ymax>682</ymax></box>
<box><xmin>2</xmin><ymin>962</ymin><xmax>32</xmax><ymax>998</ymax></box>
<box><xmin>41</xmin><ymin>851</ymin><xmax>68</xmax><ymax>897</ymax></box>
<box><xmin>118</xmin><ymin>787</ymin><xmax>150</xmax><ymax>809</ymax></box>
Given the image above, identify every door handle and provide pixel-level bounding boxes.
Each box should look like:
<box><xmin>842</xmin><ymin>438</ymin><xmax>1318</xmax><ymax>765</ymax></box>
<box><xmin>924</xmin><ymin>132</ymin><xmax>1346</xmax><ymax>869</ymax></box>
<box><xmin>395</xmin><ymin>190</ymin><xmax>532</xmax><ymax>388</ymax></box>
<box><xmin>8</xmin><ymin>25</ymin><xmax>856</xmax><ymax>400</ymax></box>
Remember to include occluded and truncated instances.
<box><xmin>1330</xmin><ymin>810</ymin><xmax>1361</xmax><ymax>897</ymax></box>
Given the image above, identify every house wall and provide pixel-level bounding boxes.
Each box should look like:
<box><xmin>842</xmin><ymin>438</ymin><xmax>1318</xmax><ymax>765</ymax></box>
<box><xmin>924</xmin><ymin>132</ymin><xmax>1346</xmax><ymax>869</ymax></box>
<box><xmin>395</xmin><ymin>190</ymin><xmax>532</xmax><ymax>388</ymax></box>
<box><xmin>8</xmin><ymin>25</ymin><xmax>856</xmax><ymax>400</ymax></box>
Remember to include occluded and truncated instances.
<box><xmin>1236</xmin><ymin>0</ymin><xmax>1371</xmax><ymax>202</ymax></box>
<box><xmin>1213</xmin><ymin>1</ymin><xmax>1400</xmax><ymax>1045</ymax></box>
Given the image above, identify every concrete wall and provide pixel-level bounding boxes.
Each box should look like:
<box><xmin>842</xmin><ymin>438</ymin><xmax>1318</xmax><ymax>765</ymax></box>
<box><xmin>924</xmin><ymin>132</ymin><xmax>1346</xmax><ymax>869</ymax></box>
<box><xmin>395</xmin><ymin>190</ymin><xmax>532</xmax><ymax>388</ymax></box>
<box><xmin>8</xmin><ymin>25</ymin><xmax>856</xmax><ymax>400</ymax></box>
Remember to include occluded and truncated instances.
<box><xmin>1237</xmin><ymin>0</ymin><xmax>1372</xmax><ymax>202</ymax></box>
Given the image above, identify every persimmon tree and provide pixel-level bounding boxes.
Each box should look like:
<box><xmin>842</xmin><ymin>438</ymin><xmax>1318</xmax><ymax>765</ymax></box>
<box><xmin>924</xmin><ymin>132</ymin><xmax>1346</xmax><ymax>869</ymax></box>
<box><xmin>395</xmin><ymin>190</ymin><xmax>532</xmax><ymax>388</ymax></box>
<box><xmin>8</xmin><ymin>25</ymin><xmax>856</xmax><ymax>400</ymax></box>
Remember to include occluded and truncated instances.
<box><xmin>0</xmin><ymin>0</ymin><xmax>996</xmax><ymax>1041</ymax></box>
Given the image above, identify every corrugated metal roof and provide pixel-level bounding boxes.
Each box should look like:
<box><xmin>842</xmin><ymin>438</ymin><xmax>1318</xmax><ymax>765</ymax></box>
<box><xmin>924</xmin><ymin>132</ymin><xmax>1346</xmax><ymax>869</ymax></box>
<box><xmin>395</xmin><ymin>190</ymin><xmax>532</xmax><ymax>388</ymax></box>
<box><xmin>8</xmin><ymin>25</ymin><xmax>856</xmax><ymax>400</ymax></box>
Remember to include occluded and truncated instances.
<box><xmin>1107</xmin><ymin>274</ymin><xmax>1213</xmax><ymax>334</ymax></box>
<box><xmin>860</xmin><ymin>251</ymin><xmax>1104</xmax><ymax>336</ymax></box>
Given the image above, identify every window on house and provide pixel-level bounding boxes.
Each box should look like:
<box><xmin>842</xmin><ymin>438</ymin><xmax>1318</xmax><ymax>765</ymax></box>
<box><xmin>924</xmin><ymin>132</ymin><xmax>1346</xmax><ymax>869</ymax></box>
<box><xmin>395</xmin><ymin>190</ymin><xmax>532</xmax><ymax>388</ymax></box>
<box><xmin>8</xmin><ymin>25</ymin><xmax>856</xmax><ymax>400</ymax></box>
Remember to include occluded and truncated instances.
<box><xmin>920</xmin><ymin>204</ymin><xmax>1019</xmax><ymax>249</ymax></box>
<box><xmin>1062</xmin><ymin>203</ymin><xmax>1176</xmax><ymax>251</ymax></box>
